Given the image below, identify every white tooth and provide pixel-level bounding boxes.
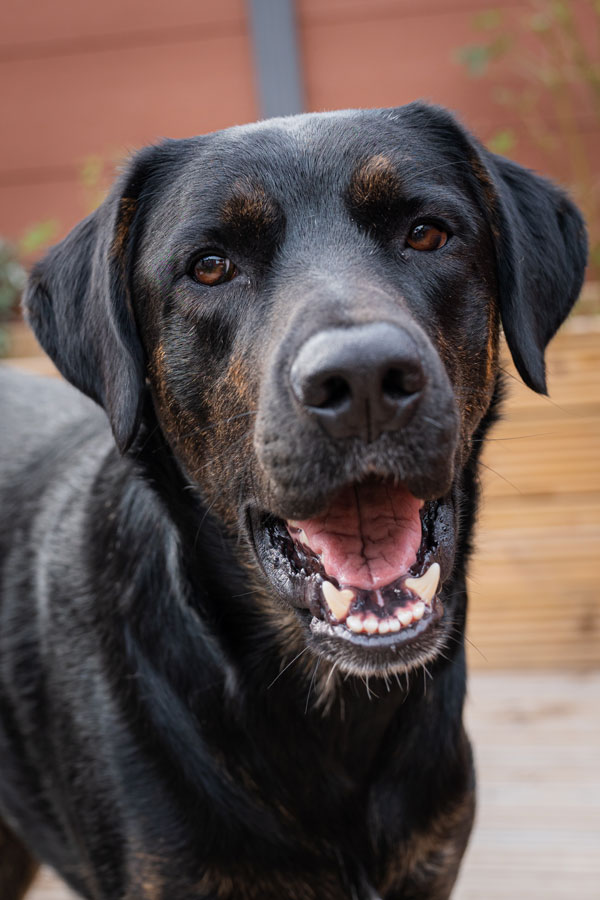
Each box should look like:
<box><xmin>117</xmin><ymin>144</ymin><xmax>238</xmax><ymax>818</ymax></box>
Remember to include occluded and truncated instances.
<box><xmin>346</xmin><ymin>615</ymin><xmax>363</xmax><ymax>633</ymax></box>
<box><xmin>378</xmin><ymin>619</ymin><xmax>391</xmax><ymax>635</ymax></box>
<box><xmin>297</xmin><ymin>529</ymin><xmax>309</xmax><ymax>545</ymax></box>
<box><xmin>363</xmin><ymin>615</ymin><xmax>379</xmax><ymax>634</ymax></box>
<box><xmin>389</xmin><ymin>618</ymin><xmax>401</xmax><ymax>633</ymax></box>
<box><xmin>412</xmin><ymin>601</ymin><xmax>425</xmax><ymax>621</ymax></box>
<box><xmin>404</xmin><ymin>562</ymin><xmax>441</xmax><ymax>605</ymax></box>
<box><xmin>322</xmin><ymin>582</ymin><xmax>355</xmax><ymax>621</ymax></box>
<box><xmin>396</xmin><ymin>608</ymin><xmax>413</xmax><ymax>627</ymax></box>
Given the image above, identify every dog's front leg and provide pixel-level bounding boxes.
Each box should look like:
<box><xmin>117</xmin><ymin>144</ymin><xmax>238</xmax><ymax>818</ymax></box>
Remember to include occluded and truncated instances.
<box><xmin>0</xmin><ymin>819</ymin><xmax>39</xmax><ymax>900</ymax></box>
<box><xmin>382</xmin><ymin>784</ymin><xmax>475</xmax><ymax>900</ymax></box>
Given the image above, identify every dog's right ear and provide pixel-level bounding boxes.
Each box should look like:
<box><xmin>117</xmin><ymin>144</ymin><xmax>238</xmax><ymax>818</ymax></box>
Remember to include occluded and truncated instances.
<box><xmin>23</xmin><ymin>145</ymin><xmax>163</xmax><ymax>453</ymax></box>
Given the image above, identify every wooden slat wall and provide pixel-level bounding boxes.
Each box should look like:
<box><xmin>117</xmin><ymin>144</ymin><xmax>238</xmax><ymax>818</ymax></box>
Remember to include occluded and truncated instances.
<box><xmin>467</xmin><ymin>318</ymin><xmax>600</xmax><ymax>669</ymax></box>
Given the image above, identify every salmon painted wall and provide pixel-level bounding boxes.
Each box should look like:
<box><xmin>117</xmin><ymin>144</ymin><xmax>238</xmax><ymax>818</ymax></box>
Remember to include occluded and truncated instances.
<box><xmin>1</xmin><ymin>0</ymin><xmax>597</xmax><ymax>244</ymax></box>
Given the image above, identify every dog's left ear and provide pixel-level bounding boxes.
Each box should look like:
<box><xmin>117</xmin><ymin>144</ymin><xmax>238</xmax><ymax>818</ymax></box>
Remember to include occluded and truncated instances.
<box><xmin>482</xmin><ymin>152</ymin><xmax>588</xmax><ymax>393</ymax></box>
<box><xmin>23</xmin><ymin>145</ymin><xmax>162</xmax><ymax>452</ymax></box>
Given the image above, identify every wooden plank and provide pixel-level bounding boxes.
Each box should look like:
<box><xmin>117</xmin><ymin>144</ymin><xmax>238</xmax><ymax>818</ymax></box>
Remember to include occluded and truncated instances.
<box><xmin>479</xmin><ymin>417</ymin><xmax>600</xmax><ymax>496</ymax></box>
<box><xmin>454</xmin><ymin>672</ymin><xmax>600</xmax><ymax>900</ymax></box>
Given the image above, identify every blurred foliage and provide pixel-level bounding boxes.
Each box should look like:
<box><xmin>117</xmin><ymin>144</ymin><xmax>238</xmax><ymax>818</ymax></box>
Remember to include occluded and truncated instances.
<box><xmin>19</xmin><ymin>220</ymin><xmax>60</xmax><ymax>257</ymax></box>
<box><xmin>0</xmin><ymin>152</ymin><xmax>116</xmax><ymax>356</ymax></box>
<box><xmin>0</xmin><ymin>240</ymin><xmax>26</xmax><ymax>356</ymax></box>
<box><xmin>80</xmin><ymin>153</ymin><xmax>114</xmax><ymax>213</ymax></box>
<box><xmin>455</xmin><ymin>0</ymin><xmax>600</xmax><ymax>276</ymax></box>
<box><xmin>0</xmin><ymin>222</ymin><xmax>58</xmax><ymax>356</ymax></box>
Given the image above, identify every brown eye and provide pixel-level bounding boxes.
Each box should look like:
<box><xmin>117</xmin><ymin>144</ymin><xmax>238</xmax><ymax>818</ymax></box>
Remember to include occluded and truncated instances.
<box><xmin>193</xmin><ymin>254</ymin><xmax>236</xmax><ymax>286</ymax></box>
<box><xmin>406</xmin><ymin>223</ymin><xmax>448</xmax><ymax>251</ymax></box>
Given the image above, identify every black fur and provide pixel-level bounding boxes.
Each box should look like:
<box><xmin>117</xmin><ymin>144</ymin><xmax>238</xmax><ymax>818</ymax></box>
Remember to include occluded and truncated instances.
<box><xmin>0</xmin><ymin>103</ymin><xmax>586</xmax><ymax>900</ymax></box>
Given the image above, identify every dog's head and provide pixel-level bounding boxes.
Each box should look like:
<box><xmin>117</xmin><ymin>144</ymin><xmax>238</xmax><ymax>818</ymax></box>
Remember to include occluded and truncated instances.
<box><xmin>24</xmin><ymin>104</ymin><xmax>586</xmax><ymax>677</ymax></box>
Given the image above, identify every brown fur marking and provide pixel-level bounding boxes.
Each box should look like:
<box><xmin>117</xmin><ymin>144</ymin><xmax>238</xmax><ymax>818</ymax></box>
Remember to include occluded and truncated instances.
<box><xmin>381</xmin><ymin>780</ymin><xmax>475</xmax><ymax>898</ymax></box>
<box><xmin>220</xmin><ymin>179</ymin><xmax>279</xmax><ymax>233</ymax></box>
<box><xmin>112</xmin><ymin>197</ymin><xmax>138</xmax><ymax>263</ymax></box>
<box><xmin>0</xmin><ymin>820</ymin><xmax>39</xmax><ymax>900</ymax></box>
<box><xmin>347</xmin><ymin>155</ymin><xmax>401</xmax><ymax>208</ymax></box>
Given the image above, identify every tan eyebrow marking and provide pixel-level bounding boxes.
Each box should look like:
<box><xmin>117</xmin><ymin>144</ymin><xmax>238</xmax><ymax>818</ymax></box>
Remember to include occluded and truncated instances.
<box><xmin>220</xmin><ymin>178</ymin><xmax>280</xmax><ymax>232</ymax></box>
<box><xmin>347</xmin><ymin>154</ymin><xmax>402</xmax><ymax>208</ymax></box>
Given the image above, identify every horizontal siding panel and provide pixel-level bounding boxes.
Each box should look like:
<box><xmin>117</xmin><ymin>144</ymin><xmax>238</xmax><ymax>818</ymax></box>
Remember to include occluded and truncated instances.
<box><xmin>300</xmin><ymin>4</ymin><xmax>599</xmax><ymax>136</ymax></box>
<box><xmin>0</xmin><ymin>0</ymin><xmax>246</xmax><ymax>51</ymax></box>
<box><xmin>0</xmin><ymin>176</ymin><xmax>90</xmax><ymax>241</ymax></box>
<box><xmin>1</xmin><ymin>36</ymin><xmax>257</xmax><ymax>178</ymax></box>
<box><xmin>299</xmin><ymin>0</ymin><xmax>523</xmax><ymax>21</ymax></box>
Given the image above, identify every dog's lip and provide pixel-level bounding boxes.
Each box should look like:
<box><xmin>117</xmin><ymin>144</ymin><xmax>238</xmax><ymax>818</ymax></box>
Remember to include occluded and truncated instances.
<box><xmin>308</xmin><ymin>602</ymin><xmax>443</xmax><ymax>648</ymax></box>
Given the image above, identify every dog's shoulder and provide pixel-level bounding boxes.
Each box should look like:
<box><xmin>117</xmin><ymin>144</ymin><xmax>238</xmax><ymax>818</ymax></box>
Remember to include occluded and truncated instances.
<box><xmin>0</xmin><ymin>367</ymin><xmax>108</xmax><ymax>472</ymax></box>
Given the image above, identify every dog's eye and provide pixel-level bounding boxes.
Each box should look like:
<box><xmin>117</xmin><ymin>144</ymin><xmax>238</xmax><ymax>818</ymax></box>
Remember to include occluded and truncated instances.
<box><xmin>192</xmin><ymin>255</ymin><xmax>237</xmax><ymax>286</ymax></box>
<box><xmin>406</xmin><ymin>223</ymin><xmax>448</xmax><ymax>251</ymax></box>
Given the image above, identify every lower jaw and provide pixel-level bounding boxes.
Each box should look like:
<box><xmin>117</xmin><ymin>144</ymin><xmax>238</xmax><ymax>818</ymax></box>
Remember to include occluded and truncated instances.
<box><xmin>305</xmin><ymin>610</ymin><xmax>446</xmax><ymax>676</ymax></box>
<box><xmin>309</xmin><ymin>601</ymin><xmax>443</xmax><ymax>647</ymax></box>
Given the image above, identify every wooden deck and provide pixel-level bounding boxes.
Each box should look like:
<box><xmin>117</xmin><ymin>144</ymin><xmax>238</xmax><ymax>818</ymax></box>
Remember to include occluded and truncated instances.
<box><xmin>27</xmin><ymin>671</ymin><xmax>600</xmax><ymax>900</ymax></box>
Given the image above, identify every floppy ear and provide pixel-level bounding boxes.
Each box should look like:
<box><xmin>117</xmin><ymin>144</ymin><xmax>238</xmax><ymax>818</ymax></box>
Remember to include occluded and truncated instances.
<box><xmin>23</xmin><ymin>145</ymin><xmax>161</xmax><ymax>452</ymax></box>
<box><xmin>482</xmin><ymin>152</ymin><xmax>588</xmax><ymax>393</ymax></box>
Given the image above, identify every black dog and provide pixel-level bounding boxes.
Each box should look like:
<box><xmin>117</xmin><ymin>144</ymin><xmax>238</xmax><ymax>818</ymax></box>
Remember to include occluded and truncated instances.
<box><xmin>0</xmin><ymin>103</ymin><xmax>586</xmax><ymax>900</ymax></box>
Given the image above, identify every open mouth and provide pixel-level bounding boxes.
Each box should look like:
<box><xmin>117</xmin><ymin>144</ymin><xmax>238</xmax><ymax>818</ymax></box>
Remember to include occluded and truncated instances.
<box><xmin>249</xmin><ymin>478</ymin><xmax>455</xmax><ymax>664</ymax></box>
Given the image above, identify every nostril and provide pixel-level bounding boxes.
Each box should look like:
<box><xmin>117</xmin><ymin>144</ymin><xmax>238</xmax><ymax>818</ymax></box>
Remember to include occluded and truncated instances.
<box><xmin>381</xmin><ymin>366</ymin><xmax>423</xmax><ymax>400</ymax></box>
<box><xmin>316</xmin><ymin>375</ymin><xmax>351</xmax><ymax>409</ymax></box>
<box><xmin>306</xmin><ymin>374</ymin><xmax>352</xmax><ymax>410</ymax></box>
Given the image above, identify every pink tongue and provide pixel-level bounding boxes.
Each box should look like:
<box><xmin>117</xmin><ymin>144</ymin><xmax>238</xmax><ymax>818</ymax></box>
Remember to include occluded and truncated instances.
<box><xmin>290</xmin><ymin>482</ymin><xmax>423</xmax><ymax>591</ymax></box>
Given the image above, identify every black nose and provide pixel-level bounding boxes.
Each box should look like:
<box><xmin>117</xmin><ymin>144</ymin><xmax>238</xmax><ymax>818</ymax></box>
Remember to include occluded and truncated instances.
<box><xmin>289</xmin><ymin>323</ymin><xmax>426</xmax><ymax>441</ymax></box>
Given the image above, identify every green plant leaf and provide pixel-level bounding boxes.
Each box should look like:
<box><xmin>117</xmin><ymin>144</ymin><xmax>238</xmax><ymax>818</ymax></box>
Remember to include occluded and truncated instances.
<box><xmin>530</xmin><ymin>12</ymin><xmax>551</xmax><ymax>32</ymax></box>
<box><xmin>19</xmin><ymin>220</ymin><xmax>59</xmax><ymax>256</ymax></box>
<box><xmin>80</xmin><ymin>155</ymin><xmax>104</xmax><ymax>189</ymax></box>
<box><xmin>455</xmin><ymin>44</ymin><xmax>493</xmax><ymax>77</ymax></box>
<box><xmin>487</xmin><ymin>128</ymin><xmax>517</xmax><ymax>155</ymax></box>
<box><xmin>551</xmin><ymin>1</ymin><xmax>569</xmax><ymax>26</ymax></box>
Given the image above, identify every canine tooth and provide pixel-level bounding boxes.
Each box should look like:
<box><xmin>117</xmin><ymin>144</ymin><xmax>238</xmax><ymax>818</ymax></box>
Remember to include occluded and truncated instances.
<box><xmin>363</xmin><ymin>615</ymin><xmax>379</xmax><ymax>634</ymax></box>
<box><xmin>389</xmin><ymin>618</ymin><xmax>401</xmax><ymax>633</ymax></box>
<box><xmin>346</xmin><ymin>615</ymin><xmax>363</xmax><ymax>633</ymax></box>
<box><xmin>404</xmin><ymin>562</ymin><xmax>441</xmax><ymax>604</ymax></box>
<box><xmin>297</xmin><ymin>529</ymin><xmax>308</xmax><ymax>545</ymax></box>
<box><xmin>412</xmin><ymin>601</ymin><xmax>425</xmax><ymax>621</ymax></box>
<box><xmin>322</xmin><ymin>582</ymin><xmax>355</xmax><ymax>621</ymax></box>
<box><xmin>378</xmin><ymin>619</ymin><xmax>391</xmax><ymax>635</ymax></box>
<box><xmin>396</xmin><ymin>608</ymin><xmax>413</xmax><ymax>627</ymax></box>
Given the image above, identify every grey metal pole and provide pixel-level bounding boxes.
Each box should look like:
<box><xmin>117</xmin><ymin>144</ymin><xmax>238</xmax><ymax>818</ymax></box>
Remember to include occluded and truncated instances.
<box><xmin>247</xmin><ymin>0</ymin><xmax>305</xmax><ymax>118</ymax></box>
